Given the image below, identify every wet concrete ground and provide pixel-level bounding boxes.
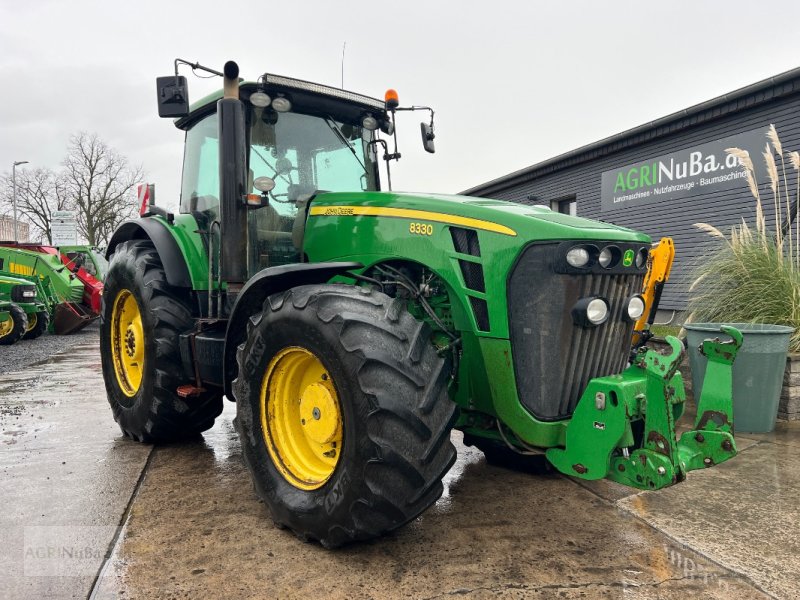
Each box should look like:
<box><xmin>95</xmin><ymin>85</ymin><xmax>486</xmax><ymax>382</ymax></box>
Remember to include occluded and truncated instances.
<box><xmin>1</xmin><ymin>338</ymin><xmax>797</xmax><ymax>599</ymax></box>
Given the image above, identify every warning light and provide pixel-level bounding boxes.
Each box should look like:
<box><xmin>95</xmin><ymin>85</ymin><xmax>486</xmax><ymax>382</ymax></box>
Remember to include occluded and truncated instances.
<box><xmin>384</xmin><ymin>89</ymin><xmax>399</xmax><ymax>111</ymax></box>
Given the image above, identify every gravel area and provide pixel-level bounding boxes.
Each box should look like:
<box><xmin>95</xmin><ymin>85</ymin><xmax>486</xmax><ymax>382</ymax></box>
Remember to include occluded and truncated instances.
<box><xmin>0</xmin><ymin>321</ymin><xmax>99</xmax><ymax>373</ymax></box>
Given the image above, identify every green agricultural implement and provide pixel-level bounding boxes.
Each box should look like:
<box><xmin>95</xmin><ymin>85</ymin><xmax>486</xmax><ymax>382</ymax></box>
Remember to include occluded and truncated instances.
<box><xmin>0</xmin><ymin>245</ymin><xmax>97</xmax><ymax>334</ymax></box>
<box><xmin>100</xmin><ymin>60</ymin><xmax>742</xmax><ymax>548</ymax></box>
<box><xmin>0</xmin><ymin>273</ymin><xmax>49</xmax><ymax>340</ymax></box>
<box><xmin>59</xmin><ymin>245</ymin><xmax>108</xmax><ymax>280</ymax></box>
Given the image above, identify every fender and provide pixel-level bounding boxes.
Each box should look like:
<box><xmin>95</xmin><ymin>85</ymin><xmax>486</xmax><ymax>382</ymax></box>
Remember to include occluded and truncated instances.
<box><xmin>222</xmin><ymin>261</ymin><xmax>362</xmax><ymax>397</ymax></box>
<box><xmin>106</xmin><ymin>219</ymin><xmax>192</xmax><ymax>288</ymax></box>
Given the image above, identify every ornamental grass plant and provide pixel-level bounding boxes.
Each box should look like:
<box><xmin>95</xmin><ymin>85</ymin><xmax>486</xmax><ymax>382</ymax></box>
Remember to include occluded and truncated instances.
<box><xmin>689</xmin><ymin>125</ymin><xmax>800</xmax><ymax>352</ymax></box>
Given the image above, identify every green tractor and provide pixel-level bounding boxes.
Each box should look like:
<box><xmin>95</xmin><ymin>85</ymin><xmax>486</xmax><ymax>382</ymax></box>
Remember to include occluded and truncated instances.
<box><xmin>0</xmin><ymin>273</ymin><xmax>50</xmax><ymax>341</ymax></box>
<box><xmin>0</xmin><ymin>276</ymin><xmax>41</xmax><ymax>345</ymax></box>
<box><xmin>100</xmin><ymin>60</ymin><xmax>742</xmax><ymax>547</ymax></box>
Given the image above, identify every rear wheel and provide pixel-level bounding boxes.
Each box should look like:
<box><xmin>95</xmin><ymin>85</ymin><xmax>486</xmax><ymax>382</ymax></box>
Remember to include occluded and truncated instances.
<box><xmin>0</xmin><ymin>304</ymin><xmax>27</xmax><ymax>345</ymax></box>
<box><xmin>22</xmin><ymin>310</ymin><xmax>50</xmax><ymax>340</ymax></box>
<box><xmin>233</xmin><ymin>284</ymin><xmax>457</xmax><ymax>547</ymax></box>
<box><xmin>100</xmin><ymin>240</ymin><xmax>223</xmax><ymax>442</ymax></box>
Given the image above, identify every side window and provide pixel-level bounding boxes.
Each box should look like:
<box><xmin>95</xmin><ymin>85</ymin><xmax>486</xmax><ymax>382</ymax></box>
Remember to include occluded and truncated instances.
<box><xmin>180</xmin><ymin>113</ymin><xmax>220</xmax><ymax>215</ymax></box>
<box><xmin>550</xmin><ymin>196</ymin><xmax>577</xmax><ymax>216</ymax></box>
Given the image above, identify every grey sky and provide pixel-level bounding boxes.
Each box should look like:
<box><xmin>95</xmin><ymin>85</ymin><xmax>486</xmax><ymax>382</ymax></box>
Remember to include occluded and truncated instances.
<box><xmin>2</xmin><ymin>0</ymin><xmax>800</xmax><ymax>212</ymax></box>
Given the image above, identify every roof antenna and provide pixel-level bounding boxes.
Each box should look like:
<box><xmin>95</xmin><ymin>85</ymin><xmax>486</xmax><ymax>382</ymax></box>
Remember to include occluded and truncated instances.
<box><xmin>341</xmin><ymin>41</ymin><xmax>346</xmax><ymax>89</ymax></box>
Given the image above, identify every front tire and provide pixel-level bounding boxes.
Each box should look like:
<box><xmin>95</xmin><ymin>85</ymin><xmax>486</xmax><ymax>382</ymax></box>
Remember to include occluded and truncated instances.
<box><xmin>100</xmin><ymin>240</ymin><xmax>222</xmax><ymax>442</ymax></box>
<box><xmin>233</xmin><ymin>284</ymin><xmax>457</xmax><ymax>548</ymax></box>
<box><xmin>22</xmin><ymin>310</ymin><xmax>50</xmax><ymax>340</ymax></box>
<box><xmin>0</xmin><ymin>303</ymin><xmax>27</xmax><ymax>345</ymax></box>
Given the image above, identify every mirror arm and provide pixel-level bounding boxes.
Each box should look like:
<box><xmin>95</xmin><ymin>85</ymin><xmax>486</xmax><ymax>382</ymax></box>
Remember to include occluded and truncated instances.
<box><xmin>394</xmin><ymin>105</ymin><xmax>435</xmax><ymax>126</ymax></box>
<box><xmin>174</xmin><ymin>58</ymin><xmax>224</xmax><ymax>78</ymax></box>
<box><xmin>368</xmin><ymin>138</ymin><xmax>393</xmax><ymax>191</ymax></box>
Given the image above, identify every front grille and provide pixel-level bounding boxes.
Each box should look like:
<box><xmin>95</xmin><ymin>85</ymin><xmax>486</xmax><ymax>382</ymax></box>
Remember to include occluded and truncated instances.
<box><xmin>508</xmin><ymin>243</ymin><xmax>644</xmax><ymax>420</ymax></box>
<box><xmin>459</xmin><ymin>260</ymin><xmax>486</xmax><ymax>292</ymax></box>
<box><xmin>469</xmin><ymin>297</ymin><xmax>490</xmax><ymax>331</ymax></box>
<box><xmin>450</xmin><ymin>227</ymin><xmax>481</xmax><ymax>256</ymax></box>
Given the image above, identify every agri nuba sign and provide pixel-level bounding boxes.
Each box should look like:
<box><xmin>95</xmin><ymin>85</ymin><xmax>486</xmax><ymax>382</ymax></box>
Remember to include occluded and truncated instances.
<box><xmin>600</xmin><ymin>127</ymin><xmax>769</xmax><ymax>212</ymax></box>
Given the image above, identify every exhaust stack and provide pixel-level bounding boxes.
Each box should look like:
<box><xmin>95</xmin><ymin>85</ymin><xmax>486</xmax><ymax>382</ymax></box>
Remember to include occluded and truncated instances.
<box><xmin>217</xmin><ymin>61</ymin><xmax>248</xmax><ymax>286</ymax></box>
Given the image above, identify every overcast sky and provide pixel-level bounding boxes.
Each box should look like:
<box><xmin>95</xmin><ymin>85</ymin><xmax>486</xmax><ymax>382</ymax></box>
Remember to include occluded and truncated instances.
<box><xmin>2</xmin><ymin>0</ymin><xmax>800</xmax><ymax>212</ymax></box>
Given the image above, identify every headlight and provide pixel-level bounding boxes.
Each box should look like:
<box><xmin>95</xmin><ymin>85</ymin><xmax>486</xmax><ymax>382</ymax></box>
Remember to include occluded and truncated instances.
<box><xmin>11</xmin><ymin>285</ymin><xmax>36</xmax><ymax>302</ymax></box>
<box><xmin>627</xmin><ymin>295</ymin><xmax>645</xmax><ymax>320</ymax></box>
<box><xmin>572</xmin><ymin>297</ymin><xmax>610</xmax><ymax>327</ymax></box>
<box><xmin>566</xmin><ymin>246</ymin><xmax>590</xmax><ymax>268</ymax></box>
<box><xmin>586</xmin><ymin>298</ymin><xmax>609</xmax><ymax>324</ymax></box>
<box><xmin>361</xmin><ymin>115</ymin><xmax>379</xmax><ymax>131</ymax></box>
<box><xmin>598</xmin><ymin>247</ymin><xmax>612</xmax><ymax>268</ymax></box>
<box><xmin>635</xmin><ymin>247</ymin><xmax>648</xmax><ymax>268</ymax></box>
<box><xmin>271</xmin><ymin>96</ymin><xmax>292</xmax><ymax>112</ymax></box>
<box><xmin>249</xmin><ymin>91</ymin><xmax>271</xmax><ymax>108</ymax></box>
<box><xmin>598</xmin><ymin>245</ymin><xmax>620</xmax><ymax>269</ymax></box>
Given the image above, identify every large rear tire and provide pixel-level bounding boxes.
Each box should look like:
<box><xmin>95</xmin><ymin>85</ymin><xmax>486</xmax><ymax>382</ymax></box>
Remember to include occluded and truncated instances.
<box><xmin>100</xmin><ymin>240</ymin><xmax>223</xmax><ymax>442</ymax></box>
<box><xmin>233</xmin><ymin>284</ymin><xmax>457</xmax><ymax>548</ymax></box>
<box><xmin>0</xmin><ymin>303</ymin><xmax>27</xmax><ymax>345</ymax></box>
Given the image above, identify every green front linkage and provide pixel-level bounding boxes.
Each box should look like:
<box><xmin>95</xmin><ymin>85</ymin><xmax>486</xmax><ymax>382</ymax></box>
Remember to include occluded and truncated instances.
<box><xmin>547</xmin><ymin>327</ymin><xmax>742</xmax><ymax>490</ymax></box>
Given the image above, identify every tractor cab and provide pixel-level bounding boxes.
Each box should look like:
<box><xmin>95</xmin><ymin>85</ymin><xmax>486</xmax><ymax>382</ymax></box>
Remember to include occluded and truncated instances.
<box><xmin>161</xmin><ymin>65</ymin><xmax>429</xmax><ymax>279</ymax></box>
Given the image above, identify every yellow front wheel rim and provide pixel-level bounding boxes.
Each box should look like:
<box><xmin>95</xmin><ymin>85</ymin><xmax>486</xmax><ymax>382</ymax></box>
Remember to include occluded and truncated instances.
<box><xmin>260</xmin><ymin>347</ymin><xmax>343</xmax><ymax>490</ymax></box>
<box><xmin>0</xmin><ymin>316</ymin><xmax>13</xmax><ymax>337</ymax></box>
<box><xmin>110</xmin><ymin>290</ymin><xmax>145</xmax><ymax>397</ymax></box>
<box><xmin>26</xmin><ymin>312</ymin><xmax>37</xmax><ymax>333</ymax></box>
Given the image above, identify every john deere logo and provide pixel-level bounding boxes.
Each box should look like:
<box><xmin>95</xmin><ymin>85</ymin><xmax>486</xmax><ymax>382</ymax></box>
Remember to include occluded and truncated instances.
<box><xmin>622</xmin><ymin>249</ymin><xmax>634</xmax><ymax>267</ymax></box>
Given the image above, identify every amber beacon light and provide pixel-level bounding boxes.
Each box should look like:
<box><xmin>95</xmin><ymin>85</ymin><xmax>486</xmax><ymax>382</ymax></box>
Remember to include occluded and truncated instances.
<box><xmin>384</xmin><ymin>88</ymin><xmax>399</xmax><ymax>110</ymax></box>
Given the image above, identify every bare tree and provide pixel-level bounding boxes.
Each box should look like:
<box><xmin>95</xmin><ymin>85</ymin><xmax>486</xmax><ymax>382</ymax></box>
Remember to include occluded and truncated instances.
<box><xmin>0</xmin><ymin>168</ymin><xmax>70</xmax><ymax>243</ymax></box>
<box><xmin>62</xmin><ymin>132</ymin><xmax>143</xmax><ymax>246</ymax></box>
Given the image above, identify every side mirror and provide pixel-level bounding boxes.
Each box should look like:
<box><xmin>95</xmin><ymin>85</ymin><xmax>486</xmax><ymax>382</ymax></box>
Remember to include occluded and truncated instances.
<box><xmin>420</xmin><ymin>122</ymin><xmax>435</xmax><ymax>154</ymax></box>
<box><xmin>156</xmin><ymin>76</ymin><xmax>190</xmax><ymax>118</ymax></box>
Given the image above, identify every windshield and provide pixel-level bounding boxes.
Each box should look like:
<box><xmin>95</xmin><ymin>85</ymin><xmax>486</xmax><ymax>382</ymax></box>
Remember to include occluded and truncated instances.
<box><xmin>180</xmin><ymin>105</ymin><xmax>379</xmax><ymax>273</ymax></box>
<box><xmin>246</xmin><ymin>107</ymin><xmax>378</xmax><ymax>271</ymax></box>
<box><xmin>248</xmin><ymin>108</ymin><xmax>378</xmax><ymax>213</ymax></box>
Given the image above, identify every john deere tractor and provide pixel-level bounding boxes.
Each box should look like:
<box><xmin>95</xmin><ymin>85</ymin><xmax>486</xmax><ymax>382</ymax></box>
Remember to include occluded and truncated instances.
<box><xmin>0</xmin><ymin>275</ymin><xmax>41</xmax><ymax>345</ymax></box>
<box><xmin>0</xmin><ymin>273</ymin><xmax>49</xmax><ymax>341</ymax></box>
<box><xmin>101</xmin><ymin>60</ymin><xmax>742</xmax><ymax>547</ymax></box>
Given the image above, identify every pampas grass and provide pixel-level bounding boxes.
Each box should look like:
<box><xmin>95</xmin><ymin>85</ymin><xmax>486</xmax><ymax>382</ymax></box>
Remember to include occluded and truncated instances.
<box><xmin>692</xmin><ymin>125</ymin><xmax>800</xmax><ymax>350</ymax></box>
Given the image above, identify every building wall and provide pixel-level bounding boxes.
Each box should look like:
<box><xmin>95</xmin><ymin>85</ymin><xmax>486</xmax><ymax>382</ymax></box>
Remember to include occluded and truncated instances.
<box><xmin>0</xmin><ymin>216</ymin><xmax>29</xmax><ymax>242</ymax></box>
<box><xmin>476</xmin><ymin>92</ymin><xmax>800</xmax><ymax>312</ymax></box>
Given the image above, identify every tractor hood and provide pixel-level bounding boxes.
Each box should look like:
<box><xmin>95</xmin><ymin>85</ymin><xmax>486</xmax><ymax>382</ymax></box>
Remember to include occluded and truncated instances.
<box><xmin>310</xmin><ymin>192</ymin><xmax>650</xmax><ymax>244</ymax></box>
<box><xmin>0</xmin><ymin>274</ymin><xmax>33</xmax><ymax>287</ymax></box>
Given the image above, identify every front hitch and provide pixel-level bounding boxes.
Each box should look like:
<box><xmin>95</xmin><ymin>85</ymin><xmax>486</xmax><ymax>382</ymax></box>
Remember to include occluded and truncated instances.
<box><xmin>546</xmin><ymin>327</ymin><xmax>742</xmax><ymax>490</ymax></box>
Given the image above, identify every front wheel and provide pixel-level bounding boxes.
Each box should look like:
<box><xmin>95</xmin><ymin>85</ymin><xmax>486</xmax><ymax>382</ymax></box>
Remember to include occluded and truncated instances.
<box><xmin>22</xmin><ymin>310</ymin><xmax>50</xmax><ymax>340</ymax></box>
<box><xmin>233</xmin><ymin>284</ymin><xmax>457</xmax><ymax>548</ymax></box>
<box><xmin>0</xmin><ymin>303</ymin><xmax>27</xmax><ymax>345</ymax></box>
<box><xmin>100</xmin><ymin>240</ymin><xmax>223</xmax><ymax>442</ymax></box>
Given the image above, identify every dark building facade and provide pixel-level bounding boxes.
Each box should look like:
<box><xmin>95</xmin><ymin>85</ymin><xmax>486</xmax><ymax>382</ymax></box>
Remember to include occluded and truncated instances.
<box><xmin>462</xmin><ymin>67</ymin><xmax>800</xmax><ymax>317</ymax></box>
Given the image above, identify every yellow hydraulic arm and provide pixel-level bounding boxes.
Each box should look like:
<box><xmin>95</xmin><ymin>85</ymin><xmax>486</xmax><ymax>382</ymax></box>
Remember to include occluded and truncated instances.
<box><xmin>632</xmin><ymin>237</ymin><xmax>675</xmax><ymax>348</ymax></box>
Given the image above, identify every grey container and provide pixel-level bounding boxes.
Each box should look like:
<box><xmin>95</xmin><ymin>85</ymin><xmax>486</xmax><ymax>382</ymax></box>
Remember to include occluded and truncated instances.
<box><xmin>683</xmin><ymin>323</ymin><xmax>793</xmax><ymax>433</ymax></box>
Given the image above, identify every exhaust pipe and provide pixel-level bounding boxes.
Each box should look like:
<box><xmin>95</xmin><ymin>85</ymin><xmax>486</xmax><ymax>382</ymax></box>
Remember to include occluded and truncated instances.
<box><xmin>218</xmin><ymin>60</ymin><xmax>248</xmax><ymax>287</ymax></box>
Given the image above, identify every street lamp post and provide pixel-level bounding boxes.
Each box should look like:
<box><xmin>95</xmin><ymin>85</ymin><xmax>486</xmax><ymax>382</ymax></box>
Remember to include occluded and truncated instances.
<box><xmin>12</xmin><ymin>160</ymin><xmax>29</xmax><ymax>243</ymax></box>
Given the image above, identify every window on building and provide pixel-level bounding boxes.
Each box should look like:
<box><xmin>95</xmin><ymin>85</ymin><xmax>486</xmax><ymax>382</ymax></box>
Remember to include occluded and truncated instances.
<box><xmin>550</xmin><ymin>196</ymin><xmax>577</xmax><ymax>216</ymax></box>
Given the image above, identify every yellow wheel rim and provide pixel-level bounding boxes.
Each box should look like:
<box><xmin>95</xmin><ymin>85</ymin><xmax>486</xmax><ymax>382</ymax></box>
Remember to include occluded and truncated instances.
<box><xmin>26</xmin><ymin>312</ymin><xmax>37</xmax><ymax>333</ymax></box>
<box><xmin>0</xmin><ymin>316</ymin><xmax>12</xmax><ymax>337</ymax></box>
<box><xmin>110</xmin><ymin>289</ymin><xmax>145</xmax><ymax>397</ymax></box>
<box><xmin>260</xmin><ymin>347</ymin><xmax>343</xmax><ymax>490</ymax></box>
